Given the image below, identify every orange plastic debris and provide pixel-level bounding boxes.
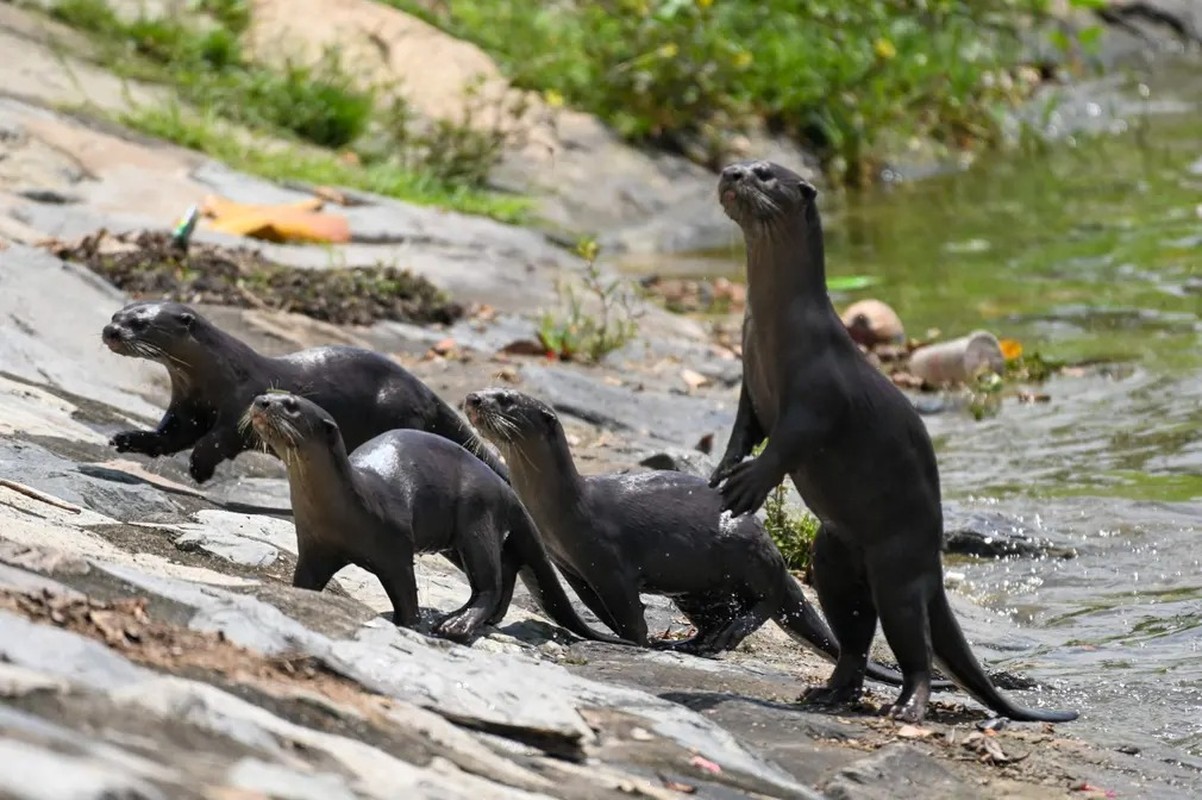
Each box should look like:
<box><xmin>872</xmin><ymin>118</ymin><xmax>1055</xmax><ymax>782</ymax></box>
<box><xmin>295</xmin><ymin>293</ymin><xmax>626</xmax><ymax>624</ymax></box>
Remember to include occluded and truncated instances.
<box><xmin>199</xmin><ymin>194</ymin><xmax>351</xmax><ymax>245</ymax></box>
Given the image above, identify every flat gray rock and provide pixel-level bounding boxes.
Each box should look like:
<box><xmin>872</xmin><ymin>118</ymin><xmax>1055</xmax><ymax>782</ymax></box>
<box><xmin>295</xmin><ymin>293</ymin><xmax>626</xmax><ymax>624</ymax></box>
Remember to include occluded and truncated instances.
<box><xmin>821</xmin><ymin>744</ymin><xmax>963</xmax><ymax>800</ymax></box>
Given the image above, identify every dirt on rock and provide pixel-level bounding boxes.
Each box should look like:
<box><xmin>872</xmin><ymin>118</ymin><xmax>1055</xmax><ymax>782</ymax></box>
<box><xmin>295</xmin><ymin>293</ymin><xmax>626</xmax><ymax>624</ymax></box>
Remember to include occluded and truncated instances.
<box><xmin>43</xmin><ymin>229</ymin><xmax>466</xmax><ymax>327</ymax></box>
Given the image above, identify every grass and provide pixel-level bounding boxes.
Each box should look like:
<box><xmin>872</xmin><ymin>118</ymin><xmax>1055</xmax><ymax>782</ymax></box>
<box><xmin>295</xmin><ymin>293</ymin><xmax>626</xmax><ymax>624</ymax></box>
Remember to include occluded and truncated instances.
<box><xmin>389</xmin><ymin>0</ymin><xmax>1107</xmax><ymax>185</ymax></box>
<box><xmin>43</xmin><ymin>0</ymin><xmax>531</xmax><ymax>222</ymax></box>
<box><xmin>763</xmin><ymin>483</ymin><xmax>820</xmax><ymax>576</ymax></box>
<box><xmin>123</xmin><ymin>105</ymin><xmax>531</xmax><ymax>223</ymax></box>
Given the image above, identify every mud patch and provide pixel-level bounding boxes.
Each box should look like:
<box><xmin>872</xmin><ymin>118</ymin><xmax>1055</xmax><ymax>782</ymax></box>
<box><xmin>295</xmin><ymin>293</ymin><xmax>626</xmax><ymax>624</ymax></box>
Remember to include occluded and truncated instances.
<box><xmin>43</xmin><ymin>229</ymin><xmax>465</xmax><ymax>327</ymax></box>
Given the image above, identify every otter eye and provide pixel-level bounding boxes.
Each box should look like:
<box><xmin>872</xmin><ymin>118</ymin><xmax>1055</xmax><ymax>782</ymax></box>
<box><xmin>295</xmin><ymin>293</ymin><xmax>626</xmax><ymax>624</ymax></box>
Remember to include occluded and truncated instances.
<box><xmin>752</xmin><ymin>165</ymin><xmax>773</xmax><ymax>181</ymax></box>
<box><xmin>129</xmin><ymin>318</ymin><xmax>148</xmax><ymax>332</ymax></box>
<box><xmin>282</xmin><ymin>397</ymin><xmax>299</xmax><ymax>413</ymax></box>
<box><xmin>498</xmin><ymin>394</ymin><xmax>514</xmax><ymax>409</ymax></box>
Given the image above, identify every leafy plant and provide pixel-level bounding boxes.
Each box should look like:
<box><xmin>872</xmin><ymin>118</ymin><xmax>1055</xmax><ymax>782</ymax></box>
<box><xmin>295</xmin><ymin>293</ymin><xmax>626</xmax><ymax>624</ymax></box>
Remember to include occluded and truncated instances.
<box><xmin>43</xmin><ymin>0</ymin><xmax>529</xmax><ymax>218</ymax></box>
<box><xmin>763</xmin><ymin>482</ymin><xmax>820</xmax><ymax>575</ymax></box>
<box><xmin>538</xmin><ymin>238</ymin><xmax>642</xmax><ymax>363</ymax></box>
<box><xmin>392</xmin><ymin>0</ymin><xmax>1111</xmax><ymax>183</ymax></box>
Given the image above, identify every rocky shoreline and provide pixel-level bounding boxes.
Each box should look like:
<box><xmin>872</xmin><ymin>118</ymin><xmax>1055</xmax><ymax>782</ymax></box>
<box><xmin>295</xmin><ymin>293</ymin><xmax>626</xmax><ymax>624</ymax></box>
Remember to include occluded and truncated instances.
<box><xmin>4</xmin><ymin>1</ymin><xmax>1202</xmax><ymax>797</ymax></box>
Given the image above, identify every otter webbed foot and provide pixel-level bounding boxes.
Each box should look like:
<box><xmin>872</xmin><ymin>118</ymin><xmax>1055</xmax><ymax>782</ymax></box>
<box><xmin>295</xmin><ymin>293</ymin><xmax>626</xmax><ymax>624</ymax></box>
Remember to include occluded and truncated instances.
<box><xmin>883</xmin><ymin>676</ymin><xmax>931</xmax><ymax>724</ymax></box>
<box><xmin>111</xmin><ymin>430</ymin><xmax>167</xmax><ymax>456</ymax></box>
<box><xmin>715</xmin><ymin>456</ymin><xmax>778</xmax><ymax>517</ymax></box>
<box><xmin>798</xmin><ymin>683</ymin><xmax>864</xmax><ymax>707</ymax></box>
<box><xmin>433</xmin><ymin>609</ymin><xmax>488</xmax><ymax>644</ymax></box>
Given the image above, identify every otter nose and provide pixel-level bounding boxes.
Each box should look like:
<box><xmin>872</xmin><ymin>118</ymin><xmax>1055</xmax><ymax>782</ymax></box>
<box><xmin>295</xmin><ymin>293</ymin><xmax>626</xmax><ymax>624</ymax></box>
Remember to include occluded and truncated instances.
<box><xmin>721</xmin><ymin>164</ymin><xmax>747</xmax><ymax>183</ymax></box>
<box><xmin>101</xmin><ymin>324</ymin><xmax>120</xmax><ymax>341</ymax></box>
<box><xmin>464</xmin><ymin>393</ymin><xmax>481</xmax><ymax>408</ymax></box>
<box><xmin>254</xmin><ymin>396</ymin><xmax>272</xmax><ymax>410</ymax></box>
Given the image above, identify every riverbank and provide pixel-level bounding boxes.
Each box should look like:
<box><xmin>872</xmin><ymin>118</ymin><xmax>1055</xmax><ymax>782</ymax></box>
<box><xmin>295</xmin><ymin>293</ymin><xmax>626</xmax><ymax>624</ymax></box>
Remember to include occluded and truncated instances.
<box><xmin>3</xmin><ymin>1</ymin><xmax>1202</xmax><ymax>797</ymax></box>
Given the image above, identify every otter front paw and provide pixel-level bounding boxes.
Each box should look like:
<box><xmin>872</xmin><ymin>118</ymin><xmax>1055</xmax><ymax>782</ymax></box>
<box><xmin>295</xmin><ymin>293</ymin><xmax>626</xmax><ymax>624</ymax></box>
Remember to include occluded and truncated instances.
<box><xmin>716</xmin><ymin>457</ymin><xmax>776</xmax><ymax>517</ymax></box>
<box><xmin>188</xmin><ymin>449</ymin><xmax>218</xmax><ymax>484</ymax></box>
<box><xmin>110</xmin><ymin>430</ymin><xmax>164</xmax><ymax>456</ymax></box>
<box><xmin>708</xmin><ymin>457</ymin><xmax>738</xmax><ymax>488</ymax></box>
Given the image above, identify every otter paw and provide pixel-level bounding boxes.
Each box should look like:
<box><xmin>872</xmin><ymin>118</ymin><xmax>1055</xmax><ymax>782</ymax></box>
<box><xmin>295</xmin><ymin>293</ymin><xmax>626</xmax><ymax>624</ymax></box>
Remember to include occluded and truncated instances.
<box><xmin>798</xmin><ymin>684</ymin><xmax>862</xmax><ymax>707</ymax></box>
<box><xmin>885</xmin><ymin>698</ymin><xmax>927</xmax><ymax>724</ymax></box>
<box><xmin>110</xmin><ymin>430</ymin><xmax>161</xmax><ymax>456</ymax></box>
<box><xmin>187</xmin><ymin>451</ymin><xmax>217</xmax><ymax>484</ymax></box>
<box><xmin>433</xmin><ymin>613</ymin><xmax>482</xmax><ymax>644</ymax></box>
<box><xmin>707</xmin><ymin>460</ymin><xmax>734</xmax><ymax>488</ymax></box>
<box><xmin>716</xmin><ymin>459</ymin><xmax>775</xmax><ymax>517</ymax></box>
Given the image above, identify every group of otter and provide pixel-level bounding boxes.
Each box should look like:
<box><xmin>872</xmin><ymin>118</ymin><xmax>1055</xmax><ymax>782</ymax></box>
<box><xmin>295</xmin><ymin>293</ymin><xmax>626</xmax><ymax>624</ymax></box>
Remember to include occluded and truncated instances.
<box><xmin>101</xmin><ymin>160</ymin><xmax>1077</xmax><ymax>726</ymax></box>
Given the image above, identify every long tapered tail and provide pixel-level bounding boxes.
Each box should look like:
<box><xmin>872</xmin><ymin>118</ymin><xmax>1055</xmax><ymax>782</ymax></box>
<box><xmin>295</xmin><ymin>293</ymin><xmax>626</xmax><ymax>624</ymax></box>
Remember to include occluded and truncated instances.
<box><xmin>930</xmin><ymin>591</ymin><xmax>1078</xmax><ymax>722</ymax></box>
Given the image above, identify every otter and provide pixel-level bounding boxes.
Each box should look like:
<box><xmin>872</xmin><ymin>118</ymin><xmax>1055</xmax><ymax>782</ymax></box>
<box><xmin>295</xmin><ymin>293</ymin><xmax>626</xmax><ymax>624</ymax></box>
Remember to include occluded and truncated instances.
<box><xmin>464</xmin><ymin>387</ymin><xmax>919</xmax><ymax>688</ymax></box>
<box><xmin>247</xmin><ymin>391</ymin><xmax>629</xmax><ymax>645</ymax></box>
<box><xmin>101</xmin><ymin>301</ymin><xmax>507</xmax><ymax>485</ymax></box>
<box><xmin>709</xmin><ymin>159</ymin><xmax>1077</xmax><ymax>724</ymax></box>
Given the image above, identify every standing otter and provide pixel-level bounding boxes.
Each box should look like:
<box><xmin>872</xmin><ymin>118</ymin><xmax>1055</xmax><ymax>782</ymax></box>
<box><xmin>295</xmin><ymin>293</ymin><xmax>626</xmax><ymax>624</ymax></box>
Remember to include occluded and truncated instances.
<box><xmin>464</xmin><ymin>387</ymin><xmax>918</xmax><ymax>688</ymax></box>
<box><xmin>710</xmin><ymin>160</ymin><xmax>1077</xmax><ymax>724</ymax></box>
<box><xmin>101</xmin><ymin>301</ymin><xmax>507</xmax><ymax>485</ymax></box>
<box><xmin>247</xmin><ymin>391</ymin><xmax>628</xmax><ymax>645</ymax></box>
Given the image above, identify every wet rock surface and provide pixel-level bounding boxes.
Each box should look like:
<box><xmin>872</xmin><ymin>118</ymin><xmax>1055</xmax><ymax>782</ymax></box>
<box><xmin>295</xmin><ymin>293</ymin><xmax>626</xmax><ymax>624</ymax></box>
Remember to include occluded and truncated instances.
<box><xmin>0</xmin><ymin>21</ymin><xmax>1198</xmax><ymax>798</ymax></box>
<box><xmin>0</xmin><ymin>214</ymin><xmax>1190</xmax><ymax>800</ymax></box>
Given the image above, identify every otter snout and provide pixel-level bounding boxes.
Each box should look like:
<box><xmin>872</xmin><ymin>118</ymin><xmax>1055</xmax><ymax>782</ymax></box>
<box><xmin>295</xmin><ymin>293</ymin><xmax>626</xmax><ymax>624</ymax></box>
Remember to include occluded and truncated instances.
<box><xmin>101</xmin><ymin>321</ymin><xmax>132</xmax><ymax>354</ymax></box>
<box><xmin>463</xmin><ymin>392</ymin><xmax>483</xmax><ymax>423</ymax></box>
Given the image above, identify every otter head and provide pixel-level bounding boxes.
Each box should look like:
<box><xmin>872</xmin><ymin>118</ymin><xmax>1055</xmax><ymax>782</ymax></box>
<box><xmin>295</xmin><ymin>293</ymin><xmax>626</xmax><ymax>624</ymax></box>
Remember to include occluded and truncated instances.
<box><xmin>102</xmin><ymin>301</ymin><xmax>198</xmax><ymax>362</ymax></box>
<box><xmin>718</xmin><ymin>160</ymin><xmax>818</xmax><ymax>230</ymax></box>
<box><xmin>246</xmin><ymin>392</ymin><xmax>344</xmax><ymax>467</ymax></box>
<box><xmin>463</xmin><ymin>388</ymin><xmax>561</xmax><ymax>460</ymax></box>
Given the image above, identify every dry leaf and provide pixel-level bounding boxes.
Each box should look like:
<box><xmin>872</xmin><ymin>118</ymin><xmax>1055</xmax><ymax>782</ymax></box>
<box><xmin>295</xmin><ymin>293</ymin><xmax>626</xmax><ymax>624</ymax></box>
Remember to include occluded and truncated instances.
<box><xmin>431</xmin><ymin>338</ymin><xmax>456</xmax><ymax>356</ymax></box>
<box><xmin>680</xmin><ymin>368</ymin><xmax>709</xmax><ymax>391</ymax></box>
<box><xmin>688</xmin><ymin>755</ymin><xmax>721</xmax><ymax>774</ymax></box>
<box><xmin>661</xmin><ymin>777</ymin><xmax>696</xmax><ymax>794</ymax></box>
<box><xmin>896</xmin><ymin>724</ymin><xmax>935</xmax><ymax>739</ymax></box>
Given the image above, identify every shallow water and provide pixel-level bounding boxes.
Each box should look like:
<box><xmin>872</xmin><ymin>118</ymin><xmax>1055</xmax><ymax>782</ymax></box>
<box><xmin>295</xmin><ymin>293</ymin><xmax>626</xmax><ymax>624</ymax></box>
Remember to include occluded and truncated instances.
<box><xmin>640</xmin><ymin>60</ymin><xmax>1202</xmax><ymax>778</ymax></box>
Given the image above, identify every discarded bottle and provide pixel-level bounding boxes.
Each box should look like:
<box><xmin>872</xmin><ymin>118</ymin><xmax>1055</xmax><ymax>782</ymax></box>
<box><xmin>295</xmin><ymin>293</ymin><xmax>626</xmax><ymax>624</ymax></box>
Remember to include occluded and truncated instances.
<box><xmin>909</xmin><ymin>330</ymin><xmax>1006</xmax><ymax>387</ymax></box>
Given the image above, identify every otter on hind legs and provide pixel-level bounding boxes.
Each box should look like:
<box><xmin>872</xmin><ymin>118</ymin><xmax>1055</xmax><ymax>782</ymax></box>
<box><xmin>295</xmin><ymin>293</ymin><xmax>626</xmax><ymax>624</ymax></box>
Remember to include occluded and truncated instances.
<box><xmin>712</xmin><ymin>158</ymin><xmax>1078</xmax><ymax>725</ymax></box>
<box><xmin>247</xmin><ymin>391</ymin><xmax>627</xmax><ymax>646</ymax></box>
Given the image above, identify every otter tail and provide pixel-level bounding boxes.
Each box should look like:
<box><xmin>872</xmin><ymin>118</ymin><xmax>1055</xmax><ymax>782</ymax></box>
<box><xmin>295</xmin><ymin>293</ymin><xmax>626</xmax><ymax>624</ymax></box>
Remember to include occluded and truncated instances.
<box><xmin>930</xmin><ymin>591</ymin><xmax>1078</xmax><ymax>722</ymax></box>
<box><xmin>776</xmin><ymin>577</ymin><xmax>956</xmax><ymax>690</ymax></box>
<box><xmin>504</xmin><ymin>508</ymin><xmax>634</xmax><ymax>646</ymax></box>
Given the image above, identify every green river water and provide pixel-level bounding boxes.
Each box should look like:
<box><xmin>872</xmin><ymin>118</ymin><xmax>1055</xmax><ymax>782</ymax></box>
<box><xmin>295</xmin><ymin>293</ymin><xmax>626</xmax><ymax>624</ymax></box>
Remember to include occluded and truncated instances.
<box><xmin>650</xmin><ymin>59</ymin><xmax>1202</xmax><ymax>785</ymax></box>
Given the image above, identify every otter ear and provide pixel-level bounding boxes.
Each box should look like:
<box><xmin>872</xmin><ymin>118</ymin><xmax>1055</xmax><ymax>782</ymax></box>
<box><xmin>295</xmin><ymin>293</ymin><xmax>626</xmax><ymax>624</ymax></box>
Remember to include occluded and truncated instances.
<box><xmin>539</xmin><ymin>407</ymin><xmax>556</xmax><ymax>423</ymax></box>
<box><xmin>798</xmin><ymin>180</ymin><xmax>818</xmax><ymax>203</ymax></box>
<box><xmin>322</xmin><ymin>418</ymin><xmax>339</xmax><ymax>441</ymax></box>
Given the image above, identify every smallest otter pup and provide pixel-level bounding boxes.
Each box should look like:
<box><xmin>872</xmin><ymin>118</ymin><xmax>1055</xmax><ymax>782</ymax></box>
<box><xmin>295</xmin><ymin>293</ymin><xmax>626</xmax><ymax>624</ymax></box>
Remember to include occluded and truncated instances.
<box><xmin>248</xmin><ymin>392</ymin><xmax>627</xmax><ymax>645</ymax></box>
